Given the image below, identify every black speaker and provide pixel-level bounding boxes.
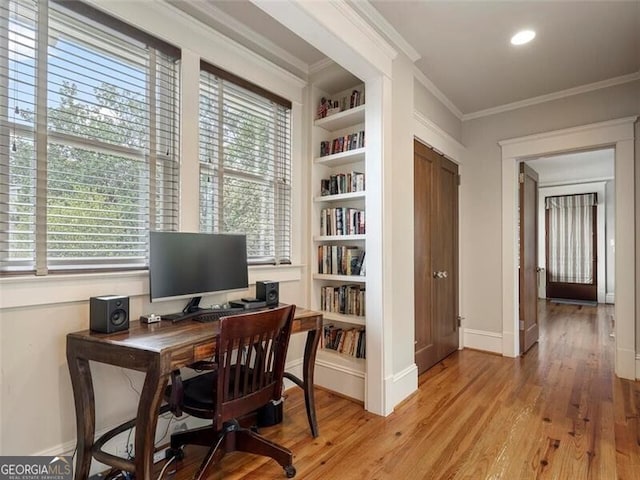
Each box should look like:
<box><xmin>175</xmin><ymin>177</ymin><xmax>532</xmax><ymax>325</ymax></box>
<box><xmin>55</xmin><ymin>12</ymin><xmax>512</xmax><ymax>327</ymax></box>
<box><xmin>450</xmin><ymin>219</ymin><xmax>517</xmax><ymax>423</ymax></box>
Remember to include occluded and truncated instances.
<box><xmin>90</xmin><ymin>295</ymin><xmax>129</xmax><ymax>333</ymax></box>
<box><xmin>256</xmin><ymin>281</ymin><xmax>279</xmax><ymax>307</ymax></box>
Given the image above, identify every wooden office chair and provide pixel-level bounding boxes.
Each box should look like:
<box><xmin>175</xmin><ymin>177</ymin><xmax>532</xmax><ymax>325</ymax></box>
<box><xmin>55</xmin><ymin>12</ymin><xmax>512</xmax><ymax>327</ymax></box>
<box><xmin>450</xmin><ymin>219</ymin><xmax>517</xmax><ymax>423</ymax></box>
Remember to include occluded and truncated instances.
<box><xmin>165</xmin><ymin>305</ymin><xmax>297</xmax><ymax>479</ymax></box>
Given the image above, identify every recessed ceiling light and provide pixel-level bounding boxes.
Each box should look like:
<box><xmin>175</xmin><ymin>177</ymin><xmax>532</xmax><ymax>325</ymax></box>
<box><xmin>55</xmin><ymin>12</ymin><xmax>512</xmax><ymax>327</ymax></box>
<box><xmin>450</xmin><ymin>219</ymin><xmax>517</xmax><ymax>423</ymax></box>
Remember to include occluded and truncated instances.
<box><xmin>511</xmin><ymin>30</ymin><xmax>536</xmax><ymax>46</ymax></box>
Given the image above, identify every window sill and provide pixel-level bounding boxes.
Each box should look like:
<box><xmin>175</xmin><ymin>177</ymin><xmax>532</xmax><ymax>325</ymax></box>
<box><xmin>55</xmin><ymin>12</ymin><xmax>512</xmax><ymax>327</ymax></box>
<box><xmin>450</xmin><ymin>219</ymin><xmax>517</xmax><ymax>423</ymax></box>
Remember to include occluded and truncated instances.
<box><xmin>0</xmin><ymin>264</ymin><xmax>305</xmax><ymax>310</ymax></box>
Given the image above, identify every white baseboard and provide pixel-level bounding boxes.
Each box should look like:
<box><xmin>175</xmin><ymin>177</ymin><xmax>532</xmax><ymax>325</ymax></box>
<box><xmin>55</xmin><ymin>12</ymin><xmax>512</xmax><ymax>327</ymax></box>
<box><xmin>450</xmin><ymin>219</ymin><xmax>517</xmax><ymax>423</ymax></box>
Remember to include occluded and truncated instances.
<box><xmin>606</xmin><ymin>293</ymin><xmax>615</xmax><ymax>304</ymax></box>
<box><xmin>636</xmin><ymin>354</ymin><xmax>640</xmax><ymax>381</ymax></box>
<box><xmin>463</xmin><ymin>328</ymin><xmax>503</xmax><ymax>354</ymax></box>
<box><xmin>315</xmin><ymin>356</ymin><xmax>365</xmax><ymax>402</ymax></box>
<box><xmin>385</xmin><ymin>364</ymin><xmax>418</xmax><ymax>415</ymax></box>
<box><xmin>616</xmin><ymin>347</ymin><xmax>636</xmax><ymax>380</ymax></box>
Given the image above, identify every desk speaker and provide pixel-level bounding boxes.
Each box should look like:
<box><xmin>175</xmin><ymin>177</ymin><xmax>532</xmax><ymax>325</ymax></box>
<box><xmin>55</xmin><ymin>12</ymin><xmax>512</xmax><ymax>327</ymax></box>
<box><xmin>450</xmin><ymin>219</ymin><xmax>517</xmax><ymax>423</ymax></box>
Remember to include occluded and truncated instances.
<box><xmin>256</xmin><ymin>281</ymin><xmax>279</xmax><ymax>307</ymax></box>
<box><xmin>90</xmin><ymin>295</ymin><xmax>129</xmax><ymax>333</ymax></box>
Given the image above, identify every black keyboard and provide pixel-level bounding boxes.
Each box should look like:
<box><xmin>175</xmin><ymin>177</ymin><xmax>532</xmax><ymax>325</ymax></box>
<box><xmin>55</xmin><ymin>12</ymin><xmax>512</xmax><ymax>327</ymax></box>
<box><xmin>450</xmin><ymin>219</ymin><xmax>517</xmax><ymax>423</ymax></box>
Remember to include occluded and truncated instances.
<box><xmin>191</xmin><ymin>308</ymin><xmax>245</xmax><ymax>323</ymax></box>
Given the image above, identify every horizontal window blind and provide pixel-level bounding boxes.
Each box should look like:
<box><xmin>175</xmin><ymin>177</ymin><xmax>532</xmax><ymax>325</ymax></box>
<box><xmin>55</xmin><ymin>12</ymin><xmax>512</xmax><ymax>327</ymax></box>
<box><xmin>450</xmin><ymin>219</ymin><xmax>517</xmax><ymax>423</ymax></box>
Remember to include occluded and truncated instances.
<box><xmin>1</xmin><ymin>0</ymin><xmax>180</xmax><ymax>274</ymax></box>
<box><xmin>199</xmin><ymin>64</ymin><xmax>291</xmax><ymax>264</ymax></box>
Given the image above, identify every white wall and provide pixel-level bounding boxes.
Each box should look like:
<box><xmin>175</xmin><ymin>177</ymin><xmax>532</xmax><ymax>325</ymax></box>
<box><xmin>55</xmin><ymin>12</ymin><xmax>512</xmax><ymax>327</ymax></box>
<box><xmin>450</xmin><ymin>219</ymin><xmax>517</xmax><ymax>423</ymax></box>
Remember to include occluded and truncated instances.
<box><xmin>0</xmin><ymin>0</ymin><xmax>307</xmax><ymax>457</ymax></box>
<box><xmin>414</xmin><ymin>79</ymin><xmax>463</xmax><ymax>143</ymax></box>
<box><xmin>461</xmin><ymin>80</ymin><xmax>639</xmax><ymax>340</ymax></box>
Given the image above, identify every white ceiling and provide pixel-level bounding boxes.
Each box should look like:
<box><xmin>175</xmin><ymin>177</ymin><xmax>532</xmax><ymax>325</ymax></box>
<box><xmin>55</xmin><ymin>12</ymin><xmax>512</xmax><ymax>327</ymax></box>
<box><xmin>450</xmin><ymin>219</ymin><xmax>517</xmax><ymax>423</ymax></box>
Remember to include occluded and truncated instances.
<box><xmin>526</xmin><ymin>149</ymin><xmax>614</xmax><ymax>186</ymax></box>
<box><xmin>171</xmin><ymin>0</ymin><xmax>640</xmax><ymax>118</ymax></box>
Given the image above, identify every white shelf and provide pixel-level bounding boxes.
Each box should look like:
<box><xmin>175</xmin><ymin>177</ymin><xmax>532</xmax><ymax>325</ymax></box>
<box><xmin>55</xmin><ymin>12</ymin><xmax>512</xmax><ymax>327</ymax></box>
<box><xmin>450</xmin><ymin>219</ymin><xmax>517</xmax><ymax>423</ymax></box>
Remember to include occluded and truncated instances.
<box><xmin>321</xmin><ymin>311</ymin><xmax>366</xmax><ymax>326</ymax></box>
<box><xmin>314</xmin><ymin>105</ymin><xmax>365</xmax><ymax>131</ymax></box>
<box><xmin>318</xmin><ymin>348</ymin><xmax>365</xmax><ymax>365</ymax></box>
<box><xmin>313</xmin><ymin>273</ymin><xmax>366</xmax><ymax>283</ymax></box>
<box><xmin>314</xmin><ymin>234</ymin><xmax>365</xmax><ymax>242</ymax></box>
<box><xmin>314</xmin><ymin>148</ymin><xmax>365</xmax><ymax>167</ymax></box>
<box><xmin>314</xmin><ymin>191</ymin><xmax>365</xmax><ymax>203</ymax></box>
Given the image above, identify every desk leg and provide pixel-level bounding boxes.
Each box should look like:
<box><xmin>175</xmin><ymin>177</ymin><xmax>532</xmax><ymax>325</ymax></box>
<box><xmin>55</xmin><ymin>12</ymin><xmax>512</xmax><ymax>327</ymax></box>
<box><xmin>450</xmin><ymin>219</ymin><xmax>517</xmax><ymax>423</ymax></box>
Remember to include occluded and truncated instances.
<box><xmin>66</xmin><ymin>353</ymin><xmax>95</xmax><ymax>480</ymax></box>
<box><xmin>134</xmin><ymin>363</ymin><xmax>168</xmax><ymax>480</ymax></box>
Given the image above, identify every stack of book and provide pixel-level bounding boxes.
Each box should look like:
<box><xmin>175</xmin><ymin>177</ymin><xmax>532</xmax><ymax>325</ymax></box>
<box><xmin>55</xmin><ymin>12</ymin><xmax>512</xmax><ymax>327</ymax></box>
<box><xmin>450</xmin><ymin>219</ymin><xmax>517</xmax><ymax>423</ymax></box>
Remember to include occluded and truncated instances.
<box><xmin>319</xmin><ymin>130</ymin><xmax>365</xmax><ymax>157</ymax></box>
<box><xmin>320</xmin><ymin>208</ymin><xmax>365</xmax><ymax>236</ymax></box>
<box><xmin>320</xmin><ymin>171</ymin><xmax>365</xmax><ymax>196</ymax></box>
<box><xmin>318</xmin><ymin>245</ymin><xmax>365</xmax><ymax>276</ymax></box>
<box><xmin>320</xmin><ymin>284</ymin><xmax>365</xmax><ymax>316</ymax></box>
<box><xmin>323</xmin><ymin>325</ymin><xmax>366</xmax><ymax>358</ymax></box>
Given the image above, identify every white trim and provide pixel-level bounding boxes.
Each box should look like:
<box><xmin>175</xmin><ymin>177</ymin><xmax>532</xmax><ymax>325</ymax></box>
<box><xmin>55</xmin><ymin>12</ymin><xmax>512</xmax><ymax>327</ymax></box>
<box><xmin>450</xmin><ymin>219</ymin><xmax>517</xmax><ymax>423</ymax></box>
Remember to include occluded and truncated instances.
<box><xmin>467</xmin><ymin>72</ymin><xmax>640</xmax><ymax>121</ymax></box>
<box><xmin>385</xmin><ymin>364</ymin><xmax>418</xmax><ymax>415</ymax></box>
<box><xmin>252</xmin><ymin>0</ymin><xmax>396</xmax><ymax>80</ymax></box>
<box><xmin>315</xmin><ymin>357</ymin><xmax>366</xmax><ymax>401</ymax></box>
<box><xmin>499</xmin><ymin>116</ymin><xmax>637</xmax><ymax>150</ymax></box>
<box><xmin>606</xmin><ymin>293</ymin><xmax>615</xmax><ymax>304</ymax></box>
<box><xmin>413</xmin><ymin>67</ymin><xmax>464</xmax><ymax>120</ymax></box>
<box><xmin>538</xmin><ymin>176</ymin><xmax>614</xmax><ymax>188</ymax></box>
<box><xmin>500</xmin><ymin>116</ymin><xmax>637</xmax><ymax>379</ymax></box>
<box><xmin>413</xmin><ymin>111</ymin><xmax>466</xmax><ymax>164</ymax></box>
<box><xmin>636</xmin><ymin>354</ymin><xmax>640</xmax><ymax>380</ymax></box>
<box><xmin>0</xmin><ymin>265</ymin><xmax>304</xmax><ymax>310</ymax></box>
<box><xmin>463</xmin><ymin>329</ymin><xmax>503</xmax><ymax>354</ymax></box>
<box><xmin>349</xmin><ymin>1</ymin><xmax>421</xmax><ymax>63</ymax></box>
<box><xmin>309</xmin><ymin>57</ymin><xmax>335</xmax><ymax>75</ymax></box>
<box><xmin>180</xmin><ymin>1</ymin><xmax>311</xmax><ymax>77</ymax></box>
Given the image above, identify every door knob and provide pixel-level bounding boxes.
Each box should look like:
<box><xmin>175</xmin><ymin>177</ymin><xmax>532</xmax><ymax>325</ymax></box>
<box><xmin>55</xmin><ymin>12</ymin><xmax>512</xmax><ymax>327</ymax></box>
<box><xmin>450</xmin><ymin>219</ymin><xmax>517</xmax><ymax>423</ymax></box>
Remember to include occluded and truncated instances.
<box><xmin>442</xmin><ymin>271</ymin><xmax>448</xmax><ymax>278</ymax></box>
<box><xmin>433</xmin><ymin>271</ymin><xmax>447</xmax><ymax>279</ymax></box>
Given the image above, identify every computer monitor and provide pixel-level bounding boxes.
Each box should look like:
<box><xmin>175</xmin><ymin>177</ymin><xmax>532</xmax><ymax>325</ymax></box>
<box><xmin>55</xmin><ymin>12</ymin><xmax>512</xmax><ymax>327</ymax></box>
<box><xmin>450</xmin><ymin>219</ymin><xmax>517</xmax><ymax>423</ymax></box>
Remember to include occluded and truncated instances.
<box><xmin>149</xmin><ymin>231</ymin><xmax>249</xmax><ymax>312</ymax></box>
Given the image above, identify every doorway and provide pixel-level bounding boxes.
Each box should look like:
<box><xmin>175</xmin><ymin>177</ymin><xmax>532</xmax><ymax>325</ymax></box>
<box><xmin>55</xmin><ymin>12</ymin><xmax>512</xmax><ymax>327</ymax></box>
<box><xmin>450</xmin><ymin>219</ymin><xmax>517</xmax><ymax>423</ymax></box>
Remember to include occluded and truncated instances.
<box><xmin>545</xmin><ymin>193</ymin><xmax>598</xmax><ymax>302</ymax></box>
<box><xmin>500</xmin><ymin>117</ymin><xmax>635</xmax><ymax>379</ymax></box>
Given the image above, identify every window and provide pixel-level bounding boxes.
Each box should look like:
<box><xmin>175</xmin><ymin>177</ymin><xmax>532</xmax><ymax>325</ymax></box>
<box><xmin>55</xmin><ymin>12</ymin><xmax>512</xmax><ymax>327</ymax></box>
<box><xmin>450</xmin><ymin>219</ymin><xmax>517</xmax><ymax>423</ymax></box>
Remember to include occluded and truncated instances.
<box><xmin>0</xmin><ymin>0</ymin><xmax>180</xmax><ymax>274</ymax></box>
<box><xmin>199</xmin><ymin>61</ymin><xmax>291</xmax><ymax>265</ymax></box>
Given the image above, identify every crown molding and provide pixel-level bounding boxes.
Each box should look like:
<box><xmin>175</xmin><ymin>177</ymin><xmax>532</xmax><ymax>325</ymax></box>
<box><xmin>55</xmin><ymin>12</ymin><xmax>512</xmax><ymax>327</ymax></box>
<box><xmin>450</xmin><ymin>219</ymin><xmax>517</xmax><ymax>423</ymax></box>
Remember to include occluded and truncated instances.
<box><xmin>330</xmin><ymin>0</ymin><xmax>398</xmax><ymax>64</ymax></box>
<box><xmin>413</xmin><ymin>66</ymin><xmax>464</xmax><ymax>120</ymax></box>
<box><xmin>413</xmin><ymin>110</ymin><xmax>466</xmax><ymax>164</ymax></box>
<box><xmin>349</xmin><ymin>1</ymin><xmax>420</xmax><ymax>63</ymax></box>
<box><xmin>309</xmin><ymin>57</ymin><xmax>336</xmax><ymax>75</ymax></box>
<box><xmin>170</xmin><ymin>0</ymin><xmax>311</xmax><ymax>78</ymax></box>
<box><xmin>464</xmin><ymin>71</ymin><xmax>640</xmax><ymax>121</ymax></box>
<box><xmin>498</xmin><ymin>115</ymin><xmax>638</xmax><ymax>148</ymax></box>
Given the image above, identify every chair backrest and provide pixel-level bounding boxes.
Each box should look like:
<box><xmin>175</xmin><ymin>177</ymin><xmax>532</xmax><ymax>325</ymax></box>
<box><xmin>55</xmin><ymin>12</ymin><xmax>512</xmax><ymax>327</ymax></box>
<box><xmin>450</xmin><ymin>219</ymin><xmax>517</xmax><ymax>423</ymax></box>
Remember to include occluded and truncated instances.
<box><xmin>214</xmin><ymin>304</ymin><xmax>295</xmax><ymax>429</ymax></box>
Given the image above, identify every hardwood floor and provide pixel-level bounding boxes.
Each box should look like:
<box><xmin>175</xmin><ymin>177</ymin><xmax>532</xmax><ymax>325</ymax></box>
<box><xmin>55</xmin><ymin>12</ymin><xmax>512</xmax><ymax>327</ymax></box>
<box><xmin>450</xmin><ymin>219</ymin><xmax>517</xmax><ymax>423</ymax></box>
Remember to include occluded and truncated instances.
<box><xmin>157</xmin><ymin>301</ymin><xmax>640</xmax><ymax>479</ymax></box>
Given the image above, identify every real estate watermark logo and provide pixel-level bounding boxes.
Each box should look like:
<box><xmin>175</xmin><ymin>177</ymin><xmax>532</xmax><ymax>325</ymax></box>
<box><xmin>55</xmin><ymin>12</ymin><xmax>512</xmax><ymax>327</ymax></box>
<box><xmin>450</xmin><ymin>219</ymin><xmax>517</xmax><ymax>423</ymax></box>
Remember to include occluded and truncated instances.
<box><xmin>0</xmin><ymin>456</ymin><xmax>72</xmax><ymax>480</ymax></box>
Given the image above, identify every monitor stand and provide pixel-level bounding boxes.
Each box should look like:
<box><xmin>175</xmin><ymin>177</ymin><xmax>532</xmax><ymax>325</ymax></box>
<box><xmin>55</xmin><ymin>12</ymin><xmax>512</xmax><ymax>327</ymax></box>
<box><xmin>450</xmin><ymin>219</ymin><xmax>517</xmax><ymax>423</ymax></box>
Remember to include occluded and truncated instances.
<box><xmin>183</xmin><ymin>296</ymin><xmax>202</xmax><ymax>314</ymax></box>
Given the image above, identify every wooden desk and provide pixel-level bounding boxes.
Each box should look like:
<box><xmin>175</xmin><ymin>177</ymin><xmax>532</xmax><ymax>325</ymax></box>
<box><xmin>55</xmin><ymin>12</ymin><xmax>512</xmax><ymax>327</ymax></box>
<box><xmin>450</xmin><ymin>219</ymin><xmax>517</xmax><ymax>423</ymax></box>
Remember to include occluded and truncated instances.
<box><xmin>67</xmin><ymin>307</ymin><xmax>322</xmax><ymax>480</ymax></box>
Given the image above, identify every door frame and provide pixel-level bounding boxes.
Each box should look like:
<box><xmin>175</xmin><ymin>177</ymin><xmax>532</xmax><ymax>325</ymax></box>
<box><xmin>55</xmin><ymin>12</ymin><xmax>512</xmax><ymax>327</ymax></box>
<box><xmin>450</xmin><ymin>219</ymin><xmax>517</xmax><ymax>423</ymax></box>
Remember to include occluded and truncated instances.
<box><xmin>499</xmin><ymin>116</ymin><xmax>637</xmax><ymax>380</ymax></box>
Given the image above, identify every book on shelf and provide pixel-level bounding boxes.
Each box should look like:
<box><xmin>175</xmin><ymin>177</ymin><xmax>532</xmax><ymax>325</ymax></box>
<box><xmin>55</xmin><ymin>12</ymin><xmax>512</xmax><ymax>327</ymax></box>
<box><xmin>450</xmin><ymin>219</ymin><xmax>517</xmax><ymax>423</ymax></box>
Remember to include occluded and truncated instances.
<box><xmin>315</xmin><ymin>90</ymin><xmax>364</xmax><ymax>120</ymax></box>
<box><xmin>320</xmin><ymin>171</ymin><xmax>365</xmax><ymax>196</ymax></box>
<box><xmin>320</xmin><ymin>284</ymin><xmax>365</xmax><ymax>316</ymax></box>
<box><xmin>319</xmin><ymin>130</ymin><xmax>365</xmax><ymax>157</ymax></box>
<box><xmin>318</xmin><ymin>246</ymin><xmax>365</xmax><ymax>276</ymax></box>
<box><xmin>320</xmin><ymin>208</ymin><xmax>365</xmax><ymax>236</ymax></box>
<box><xmin>322</xmin><ymin>324</ymin><xmax>366</xmax><ymax>358</ymax></box>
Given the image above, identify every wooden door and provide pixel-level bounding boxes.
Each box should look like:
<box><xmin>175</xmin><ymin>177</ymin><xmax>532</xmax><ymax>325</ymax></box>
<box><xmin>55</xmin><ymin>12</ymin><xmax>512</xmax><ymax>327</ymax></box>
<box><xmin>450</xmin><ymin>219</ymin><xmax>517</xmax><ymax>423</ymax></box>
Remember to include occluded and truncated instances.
<box><xmin>519</xmin><ymin>162</ymin><xmax>539</xmax><ymax>354</ymax></box>
<box><xmin>414</xmin><ymin>140</ymin><xmax>459</xmax><ymax>374</ymax></box>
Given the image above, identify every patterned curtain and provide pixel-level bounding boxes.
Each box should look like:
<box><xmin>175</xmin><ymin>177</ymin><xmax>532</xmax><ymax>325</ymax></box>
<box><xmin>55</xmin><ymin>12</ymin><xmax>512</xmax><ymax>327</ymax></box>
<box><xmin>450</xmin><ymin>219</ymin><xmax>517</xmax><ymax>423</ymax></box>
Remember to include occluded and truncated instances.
<box><xmin>546</xmin><ymin>193</ymin><xmax>596</xmax><ymax>284</ymax></box>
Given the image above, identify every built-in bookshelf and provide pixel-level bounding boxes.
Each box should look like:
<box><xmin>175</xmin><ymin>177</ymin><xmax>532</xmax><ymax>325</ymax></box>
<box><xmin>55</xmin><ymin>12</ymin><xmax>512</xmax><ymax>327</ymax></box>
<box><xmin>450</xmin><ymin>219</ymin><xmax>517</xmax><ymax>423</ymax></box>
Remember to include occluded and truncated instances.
<box><xmin>311</xmin><ymin>75</ymin><xmax>367</xmax><ymax>401</ymax></box>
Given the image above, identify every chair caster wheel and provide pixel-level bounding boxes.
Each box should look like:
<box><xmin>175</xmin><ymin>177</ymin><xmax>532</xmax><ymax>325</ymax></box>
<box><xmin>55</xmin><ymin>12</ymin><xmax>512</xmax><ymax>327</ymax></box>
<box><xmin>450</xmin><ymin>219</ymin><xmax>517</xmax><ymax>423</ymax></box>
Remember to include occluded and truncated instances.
<box><xmin>284</xmin><ymin>465</ymin><xmax>296</xmax><ymax>478</ymax></box>
<box><xmin>166</xmin><ymin>447</ymin><xmax>184</xmax><ymax>461</ymax></box>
